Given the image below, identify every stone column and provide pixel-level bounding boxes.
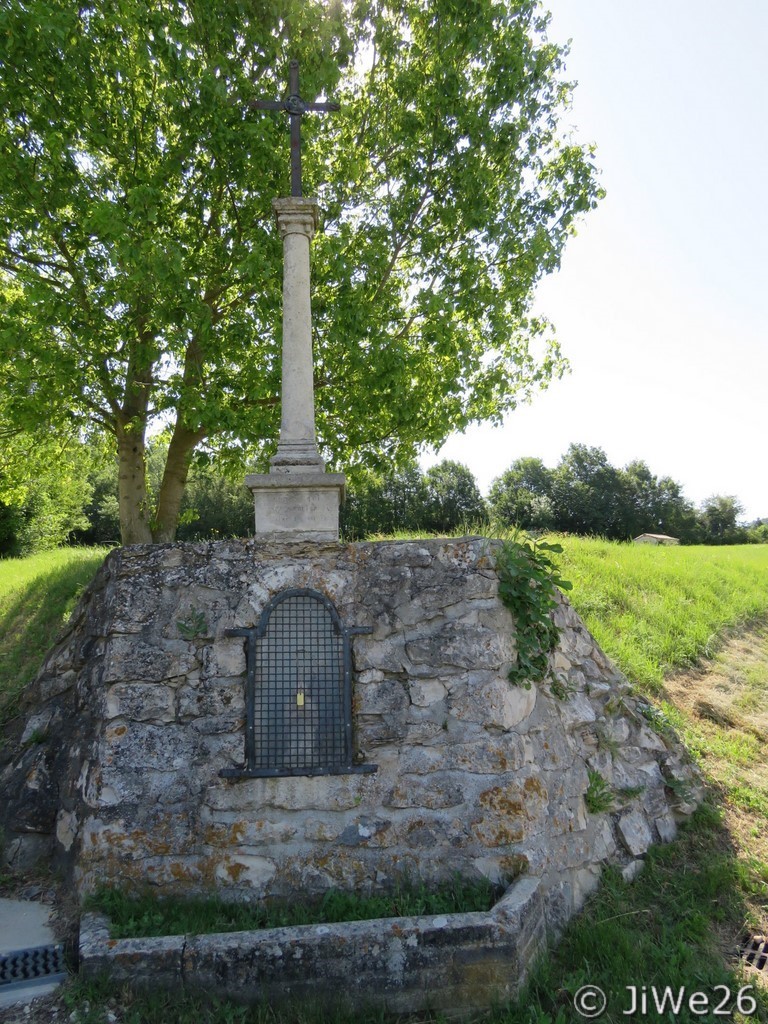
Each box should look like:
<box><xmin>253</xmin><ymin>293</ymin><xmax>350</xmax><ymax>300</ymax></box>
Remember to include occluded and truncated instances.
<box><xmin>270</xmin><ymin>198</ymin><xmax>324</xmax><ymax>472</ymax></box>
<box><xmin>245</xmin><ymin>197</ymin><xmax>346</xmax><ymax>542</ymax></box>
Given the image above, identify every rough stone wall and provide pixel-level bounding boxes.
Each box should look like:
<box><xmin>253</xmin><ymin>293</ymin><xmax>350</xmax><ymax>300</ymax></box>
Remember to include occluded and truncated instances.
<box><xmin>0</xmin><ymin>538</ymin><xmax>699</xmax><ymax>930</ymax></box>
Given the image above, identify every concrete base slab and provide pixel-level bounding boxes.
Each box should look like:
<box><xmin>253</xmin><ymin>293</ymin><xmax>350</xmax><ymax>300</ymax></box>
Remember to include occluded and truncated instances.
<box><xmin>0</xmin><ymin>975</ymin><xmax>65</xmax><ymax>1010</ymax></box>
<box><xmin>0</xmin><ymin>899</ymin><xmax>55</xmax><ymax>953</ymax></box>
<box><xmin>0</xmin><ymin>899</ymin><xmax>65</xmax><ymax>1009</ymax></box>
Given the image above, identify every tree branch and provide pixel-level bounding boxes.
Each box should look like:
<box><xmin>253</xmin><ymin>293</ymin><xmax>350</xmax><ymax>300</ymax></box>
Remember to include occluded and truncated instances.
<box><xmin>368</xmin><ymin>186</ymin><xmax>434</xmax><ymax>306</ymax></box>
<box><xmin>0</xmin><ymin>246</ymin><xmax>69</xmax><ymax>275</ymax></box>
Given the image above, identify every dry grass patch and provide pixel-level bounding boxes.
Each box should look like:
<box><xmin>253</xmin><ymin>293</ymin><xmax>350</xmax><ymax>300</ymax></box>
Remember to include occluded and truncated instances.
<box><xmin>663</xmin><ymin>624</ymin><xmax>768</xmax><ymax>923</ymax></box>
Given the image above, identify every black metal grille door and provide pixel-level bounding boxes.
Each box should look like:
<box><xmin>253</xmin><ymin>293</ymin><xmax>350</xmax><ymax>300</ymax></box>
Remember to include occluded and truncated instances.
<box><xmin>256</xmin><ymin>593</ymin><xmax>344</xmax><ymax>771</ymax></box>
<box><xmin>222</xmin><ymin>589</ymin><xmax>377</xmax><ymax>778</ymax></box>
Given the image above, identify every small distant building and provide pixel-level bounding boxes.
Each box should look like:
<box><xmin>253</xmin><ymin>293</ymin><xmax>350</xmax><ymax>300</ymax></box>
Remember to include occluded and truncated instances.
<box><xmin>633</xmin><ymin>533</ymin><xmax>680</xmax><ymax>546</ymax></box>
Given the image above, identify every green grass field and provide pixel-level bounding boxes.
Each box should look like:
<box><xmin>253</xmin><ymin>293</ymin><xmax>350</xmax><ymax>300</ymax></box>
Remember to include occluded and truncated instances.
<box><xmin>554</xmin><ymin>538</ymin><xmax>768</xmax><ymax>692</ymax></box>
<box><xmin>3</xmin><ymin>539</ymin><xmax>768</xmax><ymax>1023</ymax></box>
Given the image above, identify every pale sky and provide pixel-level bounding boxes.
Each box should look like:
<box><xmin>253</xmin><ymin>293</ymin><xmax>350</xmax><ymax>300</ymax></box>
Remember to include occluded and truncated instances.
<box><xmin>422</xmin><ymin>0</ymin><xmax>768</xmax><ymax>522</ymax></box>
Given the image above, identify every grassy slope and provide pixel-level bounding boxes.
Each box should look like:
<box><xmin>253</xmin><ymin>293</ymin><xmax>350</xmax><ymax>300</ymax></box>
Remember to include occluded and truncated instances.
<box><xmin>499</xmin><ymin>539</ymin><xmax>768</xmax><ymax>1024</ymax></box>
<box><xmin>0</xmin><ymin>547</ymin><xmax>109</xmax><ymax>725</ymax></box>
<box><xmin>4</xmin><ymin>540</ymin><xmax>768</xmax><ymax>1023</ymax></box>
<box><xmin>555</xmin><ymin>539</ymin><xmax>768</xmax><ymax>691</ymax></box>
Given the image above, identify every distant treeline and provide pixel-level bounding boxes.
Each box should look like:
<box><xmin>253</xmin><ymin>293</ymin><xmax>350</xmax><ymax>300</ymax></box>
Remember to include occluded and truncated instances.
<box><xmin>483</xmin><ymin>444</ymin><xmax>764</xmax><ymax>545</ymax></box>
<box><xmin>343</xmin><ymin>445</ymin><xmax>764</xmax><ymax>545</ymax></box>
<box><xmin>0</xmin><ymin>440</ymin><xmax>764</xmax><ymax>556</ymax></box>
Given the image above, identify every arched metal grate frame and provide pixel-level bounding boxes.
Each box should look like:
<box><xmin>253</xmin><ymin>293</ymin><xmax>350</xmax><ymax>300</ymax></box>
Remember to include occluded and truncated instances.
<box><xmin>221</xmin><ymin>589</ymin><xmax>377</xmax><ymax>778</ymax></box>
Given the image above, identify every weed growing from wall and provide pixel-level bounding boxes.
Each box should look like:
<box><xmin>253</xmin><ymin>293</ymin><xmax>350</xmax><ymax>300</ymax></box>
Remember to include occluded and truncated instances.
<box><xmin>585</xmin><ymin>769</ymin><xmax>614</xmax><ymax>814</ymax></box>
<box><xmin>496</xmin><ymin>536</ymin><xmax>572</xmax><ymax>688</ymax></box>
<box><xmin>177</xmin><ymin>610</ymin><xmax>207</xmax><ymax>640</ymax></box>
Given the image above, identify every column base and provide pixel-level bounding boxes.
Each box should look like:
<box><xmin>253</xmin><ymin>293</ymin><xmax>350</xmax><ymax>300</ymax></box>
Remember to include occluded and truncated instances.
<box><xmin>269</xmin><ymin>440</ymin><xmax>326</xmax><ymax>473</ymax></box>
<box><xmin>245</xmin><ymin>472</ymin><xmax>346</xmax><ymax>542</ymax></box>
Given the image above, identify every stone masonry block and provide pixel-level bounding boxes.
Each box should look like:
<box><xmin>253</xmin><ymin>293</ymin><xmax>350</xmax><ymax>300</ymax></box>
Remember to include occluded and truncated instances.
<box><xmin>617</xmin><ymin>809</ymin><xmax>654</xmax><ymax>857</ymax></box>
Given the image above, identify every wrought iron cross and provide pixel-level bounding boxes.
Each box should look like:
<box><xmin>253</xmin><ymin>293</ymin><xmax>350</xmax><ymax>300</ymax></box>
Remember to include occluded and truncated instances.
<box><xmin>250</xmin><ymin>60</ymin><xmax>339</xmax><ymax>197</ymax></box>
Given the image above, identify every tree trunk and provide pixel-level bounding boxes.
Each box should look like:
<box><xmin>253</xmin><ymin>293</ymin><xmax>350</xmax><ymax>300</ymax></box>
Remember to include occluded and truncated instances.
<box><xmin>116</xmin><ymin>425</ymin><xmax>153</xmax><ymax>545</ymax></box>
<box><xmin>152</xmin><ymin>423</ymin><xmax>206</xmax><ymax>543</ymax></box>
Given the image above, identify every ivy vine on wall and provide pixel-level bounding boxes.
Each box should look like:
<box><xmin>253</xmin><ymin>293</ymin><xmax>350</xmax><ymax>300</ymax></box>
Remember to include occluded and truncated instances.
<box><xmin>495</xmin><ymin>536</ymin><xmax>573</xmax><ymax>689</ymax></box>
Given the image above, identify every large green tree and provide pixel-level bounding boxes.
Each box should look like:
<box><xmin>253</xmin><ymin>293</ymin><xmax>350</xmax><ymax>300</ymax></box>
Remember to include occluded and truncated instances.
<box><xmin>488</xmin><ymin>455</ymin><xmax>555</xmax><ymax>531</ymax></box>
<box><xmin>698</xmin><ymin>494</ymin><xmax>745</xmax><ymax>544</ymax></box>
<box><xmin>423</xmin><ymin>460</ymin><xmax>487</xmax><ymax>533</ymax></box>
<box><xmin>0</xmin><ymin>0</ymin><xmax>601</xmax><ymax>544</ymax></box>
<box><xmin>0</xmin><ymin>424</ymin><xmax>96</xmax><ymax>553</ymax></box>
<box><xmin>340</xmin><ymin>463</ymin><xmax>428</xmax><ymax>539</ymax></box>
<box><xmin>622</xmin><ymin>460</ymin><xmax>700</xmax><ymax>542</ymax></box>
<box><xmin>550</xmin><ymin>443</ymin><xmax>625</xmax><ymax>537</ymax></box>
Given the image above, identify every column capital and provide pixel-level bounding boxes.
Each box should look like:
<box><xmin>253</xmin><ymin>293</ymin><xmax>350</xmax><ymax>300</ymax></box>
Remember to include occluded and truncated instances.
<box><xmin>272</xmin><ymin>197</ymin><xmax>320</xmax><ymax>240</ymax></box>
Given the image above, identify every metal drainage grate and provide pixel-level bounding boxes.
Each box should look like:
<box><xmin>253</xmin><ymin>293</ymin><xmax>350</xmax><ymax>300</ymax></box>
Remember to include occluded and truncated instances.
<box><xmin>741</xmin><ymin>936</ymin><xmax>768</xmax><ymax>971</ymax></box>
<box><xmin>0</xmin><ymin>944</ymin><xmax>66</xmax><ymax>990</ymax></box>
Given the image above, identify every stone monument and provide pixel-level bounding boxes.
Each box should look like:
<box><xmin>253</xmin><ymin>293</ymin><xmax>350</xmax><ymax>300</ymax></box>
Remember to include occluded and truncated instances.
<box><xmin>0</xmin><ymin>58</ymin><xmax>704</xmax><ymax>1019</ymax></box>
<box><xmin>245</xmin><ymin>61</ymin><xmax>345</xmax><ymax>541</ymax></box>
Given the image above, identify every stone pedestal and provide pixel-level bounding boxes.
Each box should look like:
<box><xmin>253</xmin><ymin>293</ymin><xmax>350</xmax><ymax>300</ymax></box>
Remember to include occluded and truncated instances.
<box><xmin>248</xmin><ymin>196</ymin><xmax>345</xmax><ymax>540</ymax></box>
<box><xmin>245</xmin><ymin>471</ymin><xmax>346</xmax><ymax>543</ymax></box>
